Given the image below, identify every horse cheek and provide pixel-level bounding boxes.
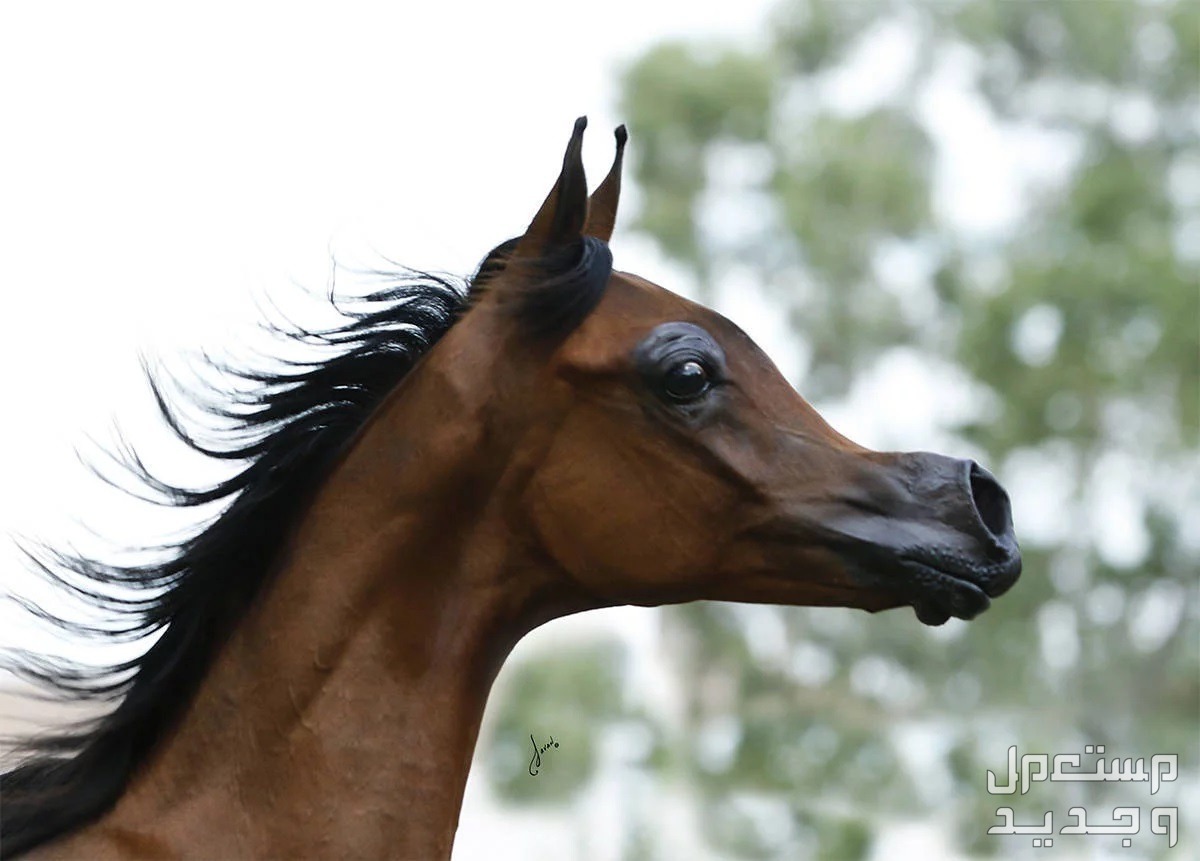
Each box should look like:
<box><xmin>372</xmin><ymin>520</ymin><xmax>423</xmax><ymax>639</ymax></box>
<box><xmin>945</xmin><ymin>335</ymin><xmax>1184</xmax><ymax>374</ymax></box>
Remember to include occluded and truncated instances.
<box><xmin>524</xmin><ymin>415</ymin><xmax>734</xmax><ymax>603</ymax></box>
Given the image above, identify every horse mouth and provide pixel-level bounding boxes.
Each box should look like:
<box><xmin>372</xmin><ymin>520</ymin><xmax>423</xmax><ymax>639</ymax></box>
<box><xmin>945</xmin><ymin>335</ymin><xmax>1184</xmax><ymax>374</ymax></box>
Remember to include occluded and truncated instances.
<box><xmin>893</xmin><ymin>552</ymin><xmax>1022</xmax><ymax>626</ymax></box>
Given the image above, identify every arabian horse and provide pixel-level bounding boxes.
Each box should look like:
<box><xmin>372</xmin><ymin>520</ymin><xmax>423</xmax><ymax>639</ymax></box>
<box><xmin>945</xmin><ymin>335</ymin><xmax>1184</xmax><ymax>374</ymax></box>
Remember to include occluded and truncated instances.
<box><xmin>0</xmin><ymin>119</ymin><xmax>1020</xmax><ymax>859</ymax></box>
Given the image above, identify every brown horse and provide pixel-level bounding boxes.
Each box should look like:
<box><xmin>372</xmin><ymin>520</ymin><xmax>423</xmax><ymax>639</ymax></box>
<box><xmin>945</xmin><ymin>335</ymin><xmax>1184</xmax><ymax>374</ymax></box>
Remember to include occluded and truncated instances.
<box><xmin>1</xmin><ymin>119</ymin><xmax>1020</xmax><ymax>859</ymax></box>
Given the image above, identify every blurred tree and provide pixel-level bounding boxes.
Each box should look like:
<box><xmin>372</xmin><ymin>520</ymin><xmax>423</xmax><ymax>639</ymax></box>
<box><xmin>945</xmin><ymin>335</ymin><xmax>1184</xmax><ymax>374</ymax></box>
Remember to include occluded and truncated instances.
<box><xmin>482</xmin><ymin>1</ymin><xmax>1198</xmax><ymax>857</ymax></box>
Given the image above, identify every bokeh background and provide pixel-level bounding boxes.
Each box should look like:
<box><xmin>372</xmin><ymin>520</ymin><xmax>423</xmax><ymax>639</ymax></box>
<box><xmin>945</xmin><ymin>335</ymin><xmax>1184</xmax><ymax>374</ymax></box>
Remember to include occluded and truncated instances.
<box><xmin>1</xmin><ymin>2</ymin><xmax>1196</xmax><ymax>859</ymax></box>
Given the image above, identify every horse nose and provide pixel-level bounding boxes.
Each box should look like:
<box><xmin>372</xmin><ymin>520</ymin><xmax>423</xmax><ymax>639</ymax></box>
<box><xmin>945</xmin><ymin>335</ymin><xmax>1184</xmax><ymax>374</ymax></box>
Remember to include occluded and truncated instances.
<box><xmin>900</xmin><ymin>453</ymin><xmax>1016</xmax><ymax>552</ymax></box>
<box><xmin>967</xmin><ymin>461</ymin><xmax>1013</xmax><ymax>541</ymax></box>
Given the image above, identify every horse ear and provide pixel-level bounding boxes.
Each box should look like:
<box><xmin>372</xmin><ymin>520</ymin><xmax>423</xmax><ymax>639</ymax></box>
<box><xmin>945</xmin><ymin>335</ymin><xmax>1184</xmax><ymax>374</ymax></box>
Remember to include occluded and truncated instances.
<box><xmin>582</xmin><ymin>125</ymin><xmax>627</xmax><ymax>243</ymax></box>
<box><xmin>515</xmin><ymin>117</ymin><xmax>590</xmax><ymax>258</ymax></box>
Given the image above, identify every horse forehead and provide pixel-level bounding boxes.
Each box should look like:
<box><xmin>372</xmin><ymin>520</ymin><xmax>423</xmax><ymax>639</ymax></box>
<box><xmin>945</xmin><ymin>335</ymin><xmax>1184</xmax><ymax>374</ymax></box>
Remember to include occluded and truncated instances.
<box><xmin>562</xmin><ymin>270</ymin><xmax>759</xmax><ymax>365</ymax></box>
<box><xmin>550</xmin><ymin>272</ymin><xmax>691</xmax><ymax>370</ymax></box>
<box><xmin>609</xmin><ymin>270</ymin><xmax>699</xmax><ymax>314</ymax></box>
<box><xmin>568</xmin><ymin>270</ymin><xmax>726</xmax><ymax>348</ymax></box>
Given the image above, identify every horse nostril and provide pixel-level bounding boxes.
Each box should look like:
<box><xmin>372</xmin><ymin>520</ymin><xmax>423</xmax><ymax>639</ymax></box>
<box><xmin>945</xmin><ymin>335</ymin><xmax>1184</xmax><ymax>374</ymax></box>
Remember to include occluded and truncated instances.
<box><xmin>969</xmin><ymin>462</ymin><xmax>1011</xmax><ymax>538</ymax></box>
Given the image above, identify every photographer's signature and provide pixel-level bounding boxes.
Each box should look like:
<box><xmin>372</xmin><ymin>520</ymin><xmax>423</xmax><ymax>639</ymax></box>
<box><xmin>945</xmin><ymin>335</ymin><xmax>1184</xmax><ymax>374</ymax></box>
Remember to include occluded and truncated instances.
<box><xmin>528</xmin><ymin>734</ymin><xmax>560</xmax><ymax>776</ymax></box>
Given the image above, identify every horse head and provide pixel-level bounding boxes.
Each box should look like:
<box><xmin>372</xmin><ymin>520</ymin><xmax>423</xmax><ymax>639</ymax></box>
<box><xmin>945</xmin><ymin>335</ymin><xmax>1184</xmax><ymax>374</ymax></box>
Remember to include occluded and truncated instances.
<box><xmin>426</xmin><ymin>117</ymin><xmax>1021</xmax><ymax>627</ymax></box>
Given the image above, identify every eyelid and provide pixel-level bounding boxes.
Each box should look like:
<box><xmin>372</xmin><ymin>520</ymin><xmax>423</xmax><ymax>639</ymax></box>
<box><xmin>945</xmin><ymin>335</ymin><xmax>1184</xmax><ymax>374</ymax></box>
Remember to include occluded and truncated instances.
<box><xmin>633</xmin><ymin>322</ymin><xmax>727</xmax><ymax>382</ymax></box>
<box><xmin>663</xmin><ymin>347</ymin><xmax>713</xmax><ymax>366</ymax></box>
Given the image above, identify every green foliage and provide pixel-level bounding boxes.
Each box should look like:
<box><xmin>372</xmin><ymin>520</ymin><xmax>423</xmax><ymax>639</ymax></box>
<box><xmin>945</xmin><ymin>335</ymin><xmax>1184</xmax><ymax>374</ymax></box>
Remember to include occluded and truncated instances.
<box><xmin>771</xmin><ymin>0</ymin><xmax>888</xmax><ymax>74</ymax></box>
<box><xmin>957</xmin><ymin>133</ymin><xmax>1199</xmax><ymax>452</ymax></box>
<box><xmin>621</xmin><ymin>43</ymin><xmax>773</xmax><ymax>267</ymax></box>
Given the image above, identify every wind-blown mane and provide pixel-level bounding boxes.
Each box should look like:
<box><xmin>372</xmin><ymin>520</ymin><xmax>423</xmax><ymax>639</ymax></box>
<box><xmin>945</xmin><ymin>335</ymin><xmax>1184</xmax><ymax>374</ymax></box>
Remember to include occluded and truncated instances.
<box><xmin>0</xmin><ymin>236</ymin><xmax>612</xmax><ymax>857</ymax></box>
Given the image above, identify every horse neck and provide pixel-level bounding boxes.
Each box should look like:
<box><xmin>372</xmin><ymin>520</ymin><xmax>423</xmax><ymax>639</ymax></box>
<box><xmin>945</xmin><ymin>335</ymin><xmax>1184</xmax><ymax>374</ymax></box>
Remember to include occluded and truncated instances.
<box><xmin>78</xmin><ymin>335</ymin><xmax>593</xmax><ymax>860</ymax></box>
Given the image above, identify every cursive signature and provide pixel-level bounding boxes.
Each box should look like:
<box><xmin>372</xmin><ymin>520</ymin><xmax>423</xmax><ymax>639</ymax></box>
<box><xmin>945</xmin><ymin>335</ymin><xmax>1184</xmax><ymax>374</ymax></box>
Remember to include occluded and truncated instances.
<box><xmin>528</xmin><ymin>734</ymin><xmax>560</xmax><ymax>776</ymax></box>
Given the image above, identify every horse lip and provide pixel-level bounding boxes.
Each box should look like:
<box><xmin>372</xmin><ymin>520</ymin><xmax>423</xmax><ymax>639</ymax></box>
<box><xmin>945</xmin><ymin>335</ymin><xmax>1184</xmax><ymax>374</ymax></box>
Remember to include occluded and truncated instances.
<box><xmin>760</xmin><ymin>511</ymin><xmax>1022</xmax><ymax>623</ymax></box>
<box><xmin>896</xmin><ymin>558</ymin><xmax>990</xmax><ymax>625</ymax></box>
<box><xmin>901</xmin><ymin>547</ymin><xmax>1023</xmax><ymax>598</ymax></box>
<box><xmin>896</xmin><ymin>551</ymin><xmax>1021</xmax><ymax>626</ymax></box>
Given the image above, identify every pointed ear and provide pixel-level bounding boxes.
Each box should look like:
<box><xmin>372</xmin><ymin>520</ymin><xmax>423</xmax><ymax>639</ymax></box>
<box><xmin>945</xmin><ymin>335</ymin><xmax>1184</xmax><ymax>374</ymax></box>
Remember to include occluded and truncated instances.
<box><xmin>515</xmin><ymin>117</ymin><xmax>590</xmax><ymax>259</ymax></box>
<box><xmin>582</xmin><ymin>125</ymin><xmax>627</xmax><ymax>242</ymax></box>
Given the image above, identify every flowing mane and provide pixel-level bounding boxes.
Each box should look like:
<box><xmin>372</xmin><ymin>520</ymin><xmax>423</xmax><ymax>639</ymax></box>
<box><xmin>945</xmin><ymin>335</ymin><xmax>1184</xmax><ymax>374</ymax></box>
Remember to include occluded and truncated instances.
<box><xmin>0</xmin><ymin>235</ymin><xmax>611</xmax><ymax>856</ymax></box>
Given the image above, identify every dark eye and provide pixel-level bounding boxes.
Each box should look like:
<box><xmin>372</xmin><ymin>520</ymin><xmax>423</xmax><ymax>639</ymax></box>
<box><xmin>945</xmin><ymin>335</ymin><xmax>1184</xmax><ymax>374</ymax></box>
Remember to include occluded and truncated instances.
<box><xmin>634</xmin><ymin>322</ymin><xmax>726</xmax><ymax>408</ymax></box>
<box><xmin>662</xmin><ymin>360</ymin><xmax>711</xmax><ymax>402</ymax></box>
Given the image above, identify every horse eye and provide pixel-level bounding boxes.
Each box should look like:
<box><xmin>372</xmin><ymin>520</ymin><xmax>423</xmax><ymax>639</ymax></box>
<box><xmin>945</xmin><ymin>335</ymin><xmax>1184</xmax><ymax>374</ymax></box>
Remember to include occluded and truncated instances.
<box><xmin>662</xmin><ymin>360</ymin><xmax>711</xmax><ymax>402</ymax></box>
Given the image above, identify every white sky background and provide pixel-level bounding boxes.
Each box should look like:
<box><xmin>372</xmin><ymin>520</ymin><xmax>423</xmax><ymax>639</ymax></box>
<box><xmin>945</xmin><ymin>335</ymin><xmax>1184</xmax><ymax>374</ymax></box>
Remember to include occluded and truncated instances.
<box><xmin>0</xmin><ymin>3</ymin><xmax>1107</xmax><ymax>860</ymax></box>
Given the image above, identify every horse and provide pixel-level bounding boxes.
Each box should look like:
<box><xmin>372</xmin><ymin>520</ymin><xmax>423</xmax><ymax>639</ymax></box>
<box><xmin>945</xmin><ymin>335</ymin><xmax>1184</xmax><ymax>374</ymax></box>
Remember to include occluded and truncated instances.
<box><xmin>0</xmin><ymin>118</ymin><xmax>1021</xmax><ymax>860</ymax></box>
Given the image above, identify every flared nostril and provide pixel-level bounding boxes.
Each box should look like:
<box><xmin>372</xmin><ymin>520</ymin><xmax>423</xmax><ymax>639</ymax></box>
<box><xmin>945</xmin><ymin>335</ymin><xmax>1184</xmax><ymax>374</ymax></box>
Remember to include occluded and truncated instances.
<box><xmin>969</xmin><ymin>462</ymin><xmax>1012</xmax><ymax>538</ymax></box>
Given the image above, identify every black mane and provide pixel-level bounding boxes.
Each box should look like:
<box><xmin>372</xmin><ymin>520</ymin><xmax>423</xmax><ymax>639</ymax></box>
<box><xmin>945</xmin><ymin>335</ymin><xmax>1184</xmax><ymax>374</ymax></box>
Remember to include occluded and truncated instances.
<box><xmin>0</xmin><ymin>235</ymin><xmax>612</xmax><ymax>857</ymax></box>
